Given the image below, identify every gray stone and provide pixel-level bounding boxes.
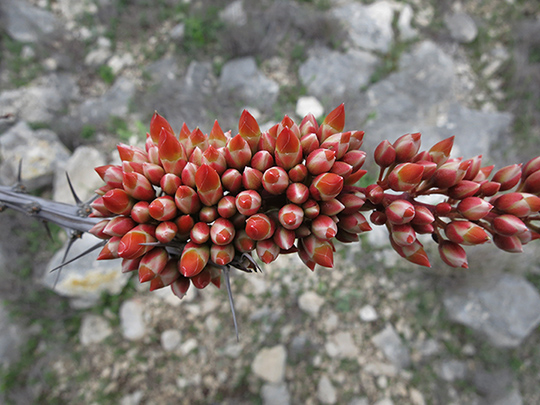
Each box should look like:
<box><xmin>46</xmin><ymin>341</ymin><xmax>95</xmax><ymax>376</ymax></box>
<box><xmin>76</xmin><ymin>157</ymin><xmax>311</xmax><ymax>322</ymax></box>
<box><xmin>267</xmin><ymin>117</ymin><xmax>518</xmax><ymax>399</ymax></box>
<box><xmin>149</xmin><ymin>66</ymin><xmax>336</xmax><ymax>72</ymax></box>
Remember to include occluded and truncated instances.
<box><xmin>397</xmin><ymin>4</ymin><xmax>418</xmax><ymax>41</ymax></box>
<box><xmin>371</xmin><ymin>324</ymin><xmax>411</xmax><ymax>369</ymax></box>
<box><xmin>120</xmin><ymin>299</ymin><xmax>147</xmax><ymax>341</ymax></box>
<box><xmin>219</xmin><ymin>0</ymin><xmax>248</xmax><ymax>27</ymax></box>
<box><xmin>219</xmin><ymin>57</ymin><xmax>279</xmax><ymax>111</ymax></box>
<box><xmin>299</xmin><ymin>48</ymin><xmax>379</xmax><ymax>101</ymax></box>
<box><xmin>444</xmin><ymin>12</ymin><xmax>478</xmax><ymax>44</ymax></box>
<box><xmin>435</xmin><ymin>359</ymin><xmax>468</xmax><ymax>382</ymax></box>
<box><xmin>252</xmin><ymin>345</ymin><xmax>287</xmax><ymax>383</ymax></box>
<box><xmin>78</xmin><ymin>77</ymin><xmax>136</xmax><ymax>126</ymax></box>
<box><xmin>53</xmin><ymin>146</ymin><xmax>107</xmax><ymax>204</ymax></box>
<box><xmin>170</xmin><ymin>23</ymin><xmax>185</xmax><ymax>40</ymax></box>
<box><xmin>325</xmin><ymin>331</ymin><xmax>359</xmax><ymax>359</ymax></box>
<box><xmin>443</xmin><ymin>273</ymin><xmax>540</xmax><ymax>347</ymax></box>
<box><xmin>160</xmin><ymin>329</ymin><xmax>182</xmax><ymax>352</ymax></box>
<box><xmin>261</xmin><ymin>383</ymin><xmax>291</xmax><ymax>405</ymax></box>
<box><xmin>0</xmin><ymin>121</ymin><xmax>70</xmax><ymax>190</ymax></box>
<box><xmin>317</xmin><ymin>375</ymin><xmax>337</xmax><ymax>404</ymax></box>
<box><xmin>349</xmin><ymin>398</ymin><xmax>369</xmax><ymax>405</ymax></box>
<box><xmin>0</xmin><ymin>74</ymin><xmax>79</xmax><ymax>124</ymax></box>
<box><xmin>1</xmin><ymin>0</ymin><xmax>61</xmax><ymax>43</ymax></box>
<box><xmin>79</xmin><ymin>314</ymin><xmax>112</xmax><ymax>345</ymax></box>
<box><xmin>0</xmin><ymin>303</ymin><xmax>26</xmax><ymax>367</ymax></box>
<box><xmin>332</xmin><ymin>2</ymin><xmax>394</xmax><ymax>53</ymax></box>
<box><xmin>44</xmin><ymin>234</ymin><xmax>130</xmax><ymax>308</ymax></box>
<box><xmin>473</xmin><ymin>367</ymin><xmax>514</xmax><ymax>397</ymax></box>
<box><xmin>120</xmin><ymin>390</ymin><xmax>143</xmax><ymax>405</ymax></box>
<box><xmin>298</xmin><ymin>291</ymin><xmax>325</xmax><ymax>317</ymax></box>
<box><xmin>491</xmin><ymin>388</ymin><xmax>523</xmax><ymax>405</ymax></box>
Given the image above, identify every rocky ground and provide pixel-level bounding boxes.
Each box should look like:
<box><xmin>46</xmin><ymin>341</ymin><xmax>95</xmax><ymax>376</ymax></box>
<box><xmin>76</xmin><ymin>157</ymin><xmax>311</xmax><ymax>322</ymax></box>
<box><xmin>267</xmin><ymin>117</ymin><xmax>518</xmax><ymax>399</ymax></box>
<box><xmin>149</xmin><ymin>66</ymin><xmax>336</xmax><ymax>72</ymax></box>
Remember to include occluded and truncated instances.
<box><xmin>1</xmin><ymin>0</ymin><xmax>540</xmax><ymax>404</ymax></box>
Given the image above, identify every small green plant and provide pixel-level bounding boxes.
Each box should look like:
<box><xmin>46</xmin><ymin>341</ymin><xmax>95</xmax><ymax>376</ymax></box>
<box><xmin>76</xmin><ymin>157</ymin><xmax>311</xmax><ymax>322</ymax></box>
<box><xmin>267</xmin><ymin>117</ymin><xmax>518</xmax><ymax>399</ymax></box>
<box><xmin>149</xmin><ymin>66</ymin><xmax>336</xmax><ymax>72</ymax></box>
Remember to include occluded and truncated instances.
<box><xmin>81</xmin><ymin>124</ymin><xmax>97</xmax><ymax>140</ymax></box>
<box><xmin>98</xmin><ymin>65</ymin><xmax>115</xmax><ymax>85</ymax></box>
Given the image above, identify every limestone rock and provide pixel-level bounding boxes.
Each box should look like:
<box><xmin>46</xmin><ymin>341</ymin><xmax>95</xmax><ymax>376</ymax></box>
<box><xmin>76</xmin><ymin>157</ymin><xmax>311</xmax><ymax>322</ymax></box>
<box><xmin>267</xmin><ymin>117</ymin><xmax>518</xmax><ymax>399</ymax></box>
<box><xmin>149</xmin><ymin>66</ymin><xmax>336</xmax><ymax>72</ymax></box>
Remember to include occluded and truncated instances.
<box><xmin>161</xmin><ymin>329</ymin><xmax>182</xmax><ymax>352</ymax></box>
<box><xmin>444</xmin><ymin>12</ymin><xmax>478</xmax><ymax>44</ymax></box>
<box><xmin>298</xmin><ymin>291</ymin><xmax>325</xmax><ymax>317</ymax></box>
<box><xmin>261</xmin><ymin>383</ymin><xmax>291</xmax><ymax>405</ymax></box>
<box><xmin>317</xmin><ymin>375</ymin><xmax>337</xmax><ymax>404</ymax></box>
<box><xmin>252</xmin><ymin>345</ymin><xmax>287</xmax><ymax>383</ymax></box>
<box><xmin>79</xmin><ymin>314</ymin><xmax>112</xmax><ymax>346</ymax></box>
<box><xmin>1</xmin><ymin>0</ymin><xmax>61</xmax><ymax>43</ymax></box>
<box><xmin>296</xmin><ymin>96</ymin><xmax>324</xmax><ymax>119</ymax></box>
<box><xmin>443</xmin><ymin>273</ymin><xmax>540</xmax><ymax>347</ymax></box>
<box><xmin>120</xmin><ymin>299</ymin><xmax>147</xmax><ymax>341</ymax></box>
<box><xmin>371</xmin><ymin>324</ymin><xmax>411</xmax><ymax>369</ymax></box>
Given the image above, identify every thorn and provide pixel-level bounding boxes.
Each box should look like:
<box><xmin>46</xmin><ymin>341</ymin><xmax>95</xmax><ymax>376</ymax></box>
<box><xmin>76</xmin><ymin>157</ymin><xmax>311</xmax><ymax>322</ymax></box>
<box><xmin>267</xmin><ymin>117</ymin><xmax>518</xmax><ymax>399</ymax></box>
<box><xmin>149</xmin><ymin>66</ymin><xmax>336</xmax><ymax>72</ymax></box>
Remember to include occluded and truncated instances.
<box><xmin>12</xmin><ymin>159</ymin><xmax>27</xmax><ymax>193</ymax></box>
<box><xmin>17</xmin><ymin>159</ymin><xmax>23</xmax><ymax>184</ymax></box>
<box><xmin>42</xmin><ymin>221</ymin><xmax>53</xmax><ymax>241</ymax></box>
<box><xmin>241</xmin><ymin>252</ymin><xmax>262</xmax><ymax>273</ymax></box>
<box><xmin>53</xmin><ymin>235</ymin><xmax>78</xmax><ymax>289</ymax></box>
<box><xmin>65</xmin><ymin>172</ymin><xmax>82</xmax><ymax>205</ymax></box>
<box><xmin>224</xmin><ymin>267</ymin><xmax>239</xmax><ymax>342</ymax></box>
<box><xmin>49</xmin><ymin>240</ymin><xmax>106</xmax><ymax>273</ymax></box>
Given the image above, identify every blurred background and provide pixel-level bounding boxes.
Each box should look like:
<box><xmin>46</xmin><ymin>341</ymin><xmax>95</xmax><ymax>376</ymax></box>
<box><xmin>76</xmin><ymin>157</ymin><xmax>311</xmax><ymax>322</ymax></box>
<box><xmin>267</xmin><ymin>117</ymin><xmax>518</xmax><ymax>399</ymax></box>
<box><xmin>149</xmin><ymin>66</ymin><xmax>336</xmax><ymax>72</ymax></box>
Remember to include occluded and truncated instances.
<box><xmin>1</xmin><ymin>0</ymin><xmax>540</xmax><ymax>403</ymax></box>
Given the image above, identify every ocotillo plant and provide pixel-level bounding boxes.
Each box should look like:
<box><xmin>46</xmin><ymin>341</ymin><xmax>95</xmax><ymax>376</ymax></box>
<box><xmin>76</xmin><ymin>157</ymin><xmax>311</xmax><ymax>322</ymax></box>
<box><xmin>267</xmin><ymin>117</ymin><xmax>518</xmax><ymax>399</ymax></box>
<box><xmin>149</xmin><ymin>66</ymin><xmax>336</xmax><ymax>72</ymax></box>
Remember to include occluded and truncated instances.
<box><xmin>2</xmin><ymin>105</ymin><xmax>540</xmax><ymax>334</ymax></box>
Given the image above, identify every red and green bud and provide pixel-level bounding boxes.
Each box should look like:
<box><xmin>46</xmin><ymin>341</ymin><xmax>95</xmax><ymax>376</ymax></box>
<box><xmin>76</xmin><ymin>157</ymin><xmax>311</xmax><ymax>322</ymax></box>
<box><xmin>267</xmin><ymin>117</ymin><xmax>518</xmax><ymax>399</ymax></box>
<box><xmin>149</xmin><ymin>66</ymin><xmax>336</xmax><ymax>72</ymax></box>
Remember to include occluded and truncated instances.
<box><xmin>457</xmin><ymin>197</ymin><xmax>493</xmax><ymax>221</ymax></box>
<box><xmin>492</xmin><ymin>164</ymin><xmax>522</xmax><ymax>191</ymax></box>
<box><xmin>95</xmin><ymin>164</ymin><xmax>124</xmax><ymax>188</ymax></box>
<box><xmin>195</xmin><ymin>164</ymin><xmax>223</xmax><ymax>206</ymax></box>
<box><xmin>217</xmin><ymin>195</ymin><xmax>237</xmax><ymax>218</ymax></box>
<box><xmin>103</xmin><ymin>216</ymin><xmax>136</xmax><ymax>237</ymax></box>
<box><xmin>246</xmin><ymin>213</ymin><xmax>276</xmax><ymax>240</ymax></box>
<box><xmin>202</xmin><ymin>145</ymin><xmax>227</xmax><ymax>175</ymax></box>
<box><xmin>445</xmin><ymin>221</ymin><xmax>489</xmax><ymax>245</ymax></box>
<box><xmin>102</xmin><ymin>188</ymin><xmax>135</xmax><ymax>215</ymax></box>
<box><xmin>179</xmin><ymin>242</ymin><xmax>210</xmax><ymax>278</ymax></box>
<box><xmin>493</xmin><ymin>192</ymin><xmax>540</xmax><ymax>217</ymax></box>
<box><xmin>278</xmin><ymin>203</ymin><xmax>304</xmax><ymax>230</ymax></box>
<box><xmin>235</xmin><ymin>190</ymin><xmax>262</xmax><ymax>216</ymax></box>
<box><xmin>288</xmin><ymin>163</ymin><xmax>308</xmax><ymax>183</ymax></box>
<box><xmin>492</xmin><ymin>214</ymin><xmax>528</xmax><ymax>236</ymax></box>
<box><xmin>210</xmin><ymin>218</ymin><xmax>236</xmax><ymax>245</ymax></box>
<box><xmin>393</xmin><ymin>132</ymin><xmax>421</xmax><ymax>162</ymax></box>
<box><xmin>388</xmin><ymin>163</ymin><xmax>424</xmax><ymax>192</ymax></box>
<box><xmin>438</xmin><ymin>240</ymin><xmax>468</xmax><ymax>268</ymax></box>
<box><xmin>251</xmin><ymin>150</ymin><xmax>274</xmax><ymax>172</ymax></box>
<box><xmin>242</xmin><ymin>167</ymin><xmax>263</xmax><ymax>190</ymax></box>
<box><xmin>221</xmin><ymin>168</ymin><xmax>243</xmax><ymax>193</ymax></box>
<box><xmin>428</xmin><ymin>136</ymin><xmax>454</xmax><ymax>166</ymax></box>
<box><xmin>275</xmin><ymin>127</ymin><xmax>303</xmax><ymax>170</ymax></box>
<box><xmin>447</xmin><ymin>180</ymin><xmax>481</xmax><ymax>199</ymax></box>
<box><xmin>155</xmin><ymin>221</ymin><xmax>177</xmax><ymax>244</ymax></box>
<box><xmin>225</xmin><ymin>134</ymin><xmax>252</xmax><ymax>170</ymax></box>
<box><xmin>386</xmin><ymin>200</ymin><xmax>415</xmax><ymax>225</ymax></box>
<box><xmin>286</xmin><ymin>183</ymin><xmax>310</xmax><ymax>205</ymax></box>
<box><xmin>256</xmin><ymin>239</ymin><xmax>281</xmax><ymax>264</ymax></box>
<box><xmin>374</xmin><ymin>140</ymin><xmax>396</xmax><ymax>168</ymax></box>
<box><xmin>97</xmin><ymin>236</ymin><xmax>121</xmax><ymax>260</ymax></box>
<box><xmin>238</xmin><ymin>109</ymin><xmax>261</xmax><ymax>153</ymax></box>
<box><xmin>174</xmin><ymin>185</ymin><xmax>201</xmax><ymax>214</ymax></box>
<box><xmin>190</xmin><ymin>222</ymin><xmax>210</xmax><ymax>244</ymax></box>
<box><xmin>210</xmin><ymin>243</ymin><xmax>235</xmax><ymax>266</ymax></box>
<box><xmin>123</xmin><ymin>171</ymin><xmax>156</xmax><ymax>201</ymax></box>
<box><xmin>148</xmin><ymin>195</ymin><xmax>177</xmax><ymax>221</ymax></box>
<box><xmin>310</xmin><ymin>173</ymin><xmax>343</xmax><ymax>201</ymax></box>
<box><xmin>118</xmin><ymin>224</ymin><xmax>157</xmax><ymax>260</ymax></box>
<box><xmin>262</xmin><ymin>167</ymin><xmax>290</xmax><ymax>195</ymax></box>
<box><xmin>138</xmin><ymin>247</ymin><xmax>168</xmax><ymax>283</ymax></box>
<box><xmin>311</xmin><ymin>215</ymin><xmax>338</xmax><ymax>240</ymax></box>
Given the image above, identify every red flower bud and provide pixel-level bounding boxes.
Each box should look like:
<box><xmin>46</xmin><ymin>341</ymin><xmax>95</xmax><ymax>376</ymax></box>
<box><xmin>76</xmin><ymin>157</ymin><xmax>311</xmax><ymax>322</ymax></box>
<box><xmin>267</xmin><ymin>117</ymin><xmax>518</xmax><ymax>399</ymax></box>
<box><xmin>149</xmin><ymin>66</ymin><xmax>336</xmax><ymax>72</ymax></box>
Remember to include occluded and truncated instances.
<box><xmin>185</xmin><ymin>128</ymin><xmax>208</xmax><ymax>157</ymax></box>
<box><xmin>310</xmin><ymin>173</ymin><xmax>343</xmax><ymax>201</ymax></box>
<box><xmin>155</xmin><ymin>221</ymin><xmax>178</xmax><ymax>244</ymax></box>
<box><xmin>306</xmin><ymin>148</ymin><xmax>336</xmax><ymax>175</ymax></box>
<box><xmin>411</xmin><ymin>205</ymin><xmax>435</xmax><ymax>225</ymax></box>
<box><xmin>103</xmin><ymin>216</ymin><xmax>136</xmax><ymax>237</ymax></box>
<box><xmin>299</xmin><ymin>113</ymin><xmax>319</xmax><ymax>137</ymax></box>
<box><xmin>522</xmin><ymin>170</ymin><xmax>540</xmax><ymax>194</ymax></box>
<box><xmin>493</xmin><ymin>234</ymin><xmax>523</xmax><ymax>253</ymax></box>
<box><xmin>302</xmin><ymin>199</ymin><xmax>320</xmax><ymax>219</ymax></box>
<box><xmin>210</xmin><ymin>243</ymin><xmax>235</xmax><ymax>266</ymax></box>
<box><xmin>97</xmin><ymin>236</ymin><xmax>121</xmax><ymax>260</ymax></box>
<box><xmin>117</xmin><ymin>143</ymin><xmax>149</xmax><ymax>163</ymax></box>
<box><xmin>191</xmin><ymin>266</ymin><xmax>212</xmax><ymax>289</ymax></box>
<box><xmin>258</xmin><ymin>130</ymin><xmax>277</xmax><ymax>154</ymax></box>
<box><xmin>158</xmin><ymin>128</ymin><xmax>187</xmax><ymax>176</ymax></box>
<box><xmin>142</xmin><ymin>162</ymin><xmax>165</xmax><ymax>186</ymax></box>
<box><xmin>278</xmin><ymin>204</ymin><xmax>304</xmax><ymax>230</ymax></box>
<box><xmin>95</xmin><ymin>164</ymin><xmax>124</xmax><ymax>188</ymax></box>
<box><xmin>338</xmin><ymin>192</ymin><xmax>366</xmax><ymax>215</ymax></box>
<box><xmin>386</xmin><ymin>200</ymin><xmax>415</xmax><ymax>224</ymax></box>
<box><xmin>390</xmin><ymin>238</ymin><xmax>431</xmax><ymax>267</ymax></box>
<box><xmin>251</xmin><ymin>150</ymin><xmax>274</xmax><ymax>172</ymax></box>
<box><xmin>494</xmin><ymin>192</ymin><xmax>540</xmax><ymax>217</ymax></box>
<box><xmin>89</xmin><ymin>219</ymin><xmax>110</xmax><ymax>239</ymax></box>
<box><xmin>138</xmin><ymin>247</ymin><xmax>168</xmax><ymax>283</ymax></box>
<box><xmin>311</xmin><ymin>215</ymin><xmax>338</xmax><ymax>240</ymax></box>
<box><xmin>262</xmin><ymin>167</ymin><xmax>290</xmax><ymax>195</ymax></box>
<box><xmin>149</xmin><ymin>258</ymin><xmax>181</xmax><ymax>291</ymax></box>
<box><xmin>123</xmin><ymin>171</ymin><xmax>156</xmax><ymax>201</ymax></box>
<box><xmin>428</xmin><ymin>136</ymin><xmax>454</xmax><ymax>166</ymax></box>
<box><xmin>338</xmin><ymin>212</ymin><xmax>372</xmax><ymax>234</ymax></box>
<box><xmin>221</xmin><ymin>168</ymin><xmax>243</xmax><ymax>193</ymax></box>
<box><xmin>348</xmin><ymin>130</ymin><xmax>365</xmax><ymax>151</ymax></box>
<box><xmin>175</xmin><ymin>214</ymin><xmax>195</xmax><ymax>234</ymax></box>
<box><xmin>320</xmin><ymin>198</ymin><xmax>345</xmax><ymax>216</ymax></box>
<box><xmin>171</xmin><ymin>276</ymin><xmax>191</xmax><ymax>299</ymax></box>
<box><xmin>393</xmin><ymin>132</ymin><xmax>421</xmax><ymax>162</ymax></box>
<box><xmin>388</xmin><ymin>163</ymin><xmax>424</xmax><ymax>191</ymax></box>
<box><xmin>463</xmin><ymin>155</ymin><xmax>483</xmax><ymax>180</ymax></box>
<box><xmin>102</xmin><ymin>188</ymin><xmax>135</xmax><ymax>215</ymax></box>
<box><xmin>435</xmin><ymin>202</ymin><xmax>452</xmax><ymax>216</ymax></box>
<box><xmin>210</xmin><ymin>218</ymin><xmax>236</xmax><ymax>245</ymax></box>
<box><xmin>447</xmin><ymin>180</ymin><xmax>481</xmax><ymax>199</ymax></box>
<box><xmin>300</xmin><ymin>133</ymin><xmax>319</xmax><ymax>156</ymax></box>
<box><xmin>457</xmin><ymin>197</ymin><xmax>493</xmax><ymax>221</ymax></box>
<box><xmin>160</xmin><ymin>173</ymin><xmax>182</xmax><ymax>196</ymax></box>
<box><xmin>320</xmin><ymin>104</ymin><xmax>345</xmax><ymax>142</ymax></box>
<box><xmin>275</xmin><ymin>127</ymin><xmax>303</xmax><ymax>170</ymax></box>
<box><xmin>235</xmin><ymin>190</ymin><xmax>262</xmax><ymax>216</ymax></box>
<box><xmin>149</xmin><ymin>195</ymin><xmax>177</xmax><ymax>221</ymax></box>
<box><xmin>233</xmin><ymin>229</ymin><xmax>256</xmax><ymax>253</ymax></box>
<box><xmin>320</xmin><ymin>132</ymin><xmax>350</xmax><ymax>160</ymax></box>
<box><xmin>174</xmin><ymin>185</ymin><xmax>201</xmax><ymax>214</ymax></box>
<box><xmin>374</xmin><ymin>140</ymin><xmax>396</xmax><ymax>168</ymax></box>
<box><xmin>288</xmin><ymin>163</ymin><xmax>308</xmax><ymax>183</ymax></box>
<box><xmin>370</xmin><ymin>211</ymin><xmax>387</xmax><ymax>225</ymax></box>
<box><xmin>190</xmin><ymin>222</ymin><xmax>210</xmax><ymax>244</ymax></box>
<box><xmin>118</xmin><ymin>224</ymin><xmax>157</xmax><ymax>260</ymax></box>
<box><xmin>492</xmin><ymin>164</ymin><xmax>522</xmax><ymax>191</ymax></box>
<box><xmin>225</xmin><ymin>134</ymin><xmax>252</xmax><ymax>170</ymax></box>
<box><xmin>246</xmin><ymin>213</ymin><xmax>276</xmax><ymax>240</ymax></box>
<box><xmin>195</xmin><ymin>164</ymin><xmax>223</xmax><ymax>206</ymax></box>
<box><xmin>256</xmin><ymin>239</ymin><xmax>281</xmax><ymax>264</ymax></box>
<box><xmin>445</xmin><ymin>221</ymin><xmax>489</xmax><ymax>245</ymax></box>
<box><xmin>217</xmin><ymin>195</ymin><xmax>237</xmax><ymax>218</ymax></box>
<box><xmin>438</xmin><ymin>240</ymin><xmax>468</xmax><ymax>268</ymax></box>
<box><xmin>331</xmin><ymin>161</ymin><xmax>353</xmax><ymax>179</ymax></box>
<box><xmin>522</xmin><ymin>156</ymin><xmax>540</xmax><ymax>180</ymax></box>
<box><xmin>131</xmin><ymin>201</ymin><xmax>151</xmax><ymax>223</ymax></box>
<box><xmin>286</xmin><ymin>183</ymin><xmax>310</xmax><ymax>205</ymax></box>
<box><xmin>238</xmin><ymin>109</ymin><xmax>261</xmax><ymax>153</ymax></box>
<box><xmin>202</xmin><ymin>145</ymin><xmax>227</xmax><ymax>175</ymax></box>
<box><xmin>242</xmin><ymin>167</ymin><xmax>263</xmax><ymax>190</ymax></box>
<box><xmin>149</xmin><ymin>112</ymin><xmax>174</xmax><ymax>144</ymax></box>
<box><xmin>479</xmin><ymin>181</ymin><xmax>500</xmax><ymax>196</ymax></box>
<box><xmin>199</xmin><ymin>206</ymin><xmax>218</xmax><ymax>223</ymax></box>
<box><xmin>122</xmin><ymin>257</ymin><xmax>142</xmax><ymax>273</ymax></box>
<box><xmin>273</xmin><ymin>226</ymin><xmax>296</xmax><ymax>250</ymax></box>
<box><xmin>208</xmin><ymin>119</ymin><xmax>228</xmax><ymax>148</ymax></box>
<box><xmin>432</xmin><ymin>159</ymin><xmax>468</xmax><ymax>189</ymax></box>
<box><xmin>301</xmin><ymin>235</ymin><xmax>335</xmax><ymax>268</ymax></box>
<box><xmin>473</xmin><ymin>165</ymin><xmax>495</xmax><ymax>182</ymax></box>
<box><xmin>492</xmin><ymin>214</ymin><xmax>528</xmax><ymax>236</ymax></box>
<box><xmin>341</xmin><ymin>150</ymin><xmax>366</xmax><ymax>172</ymax></box>
<box><xmin>391</xmin><ymin>224</ymin><xmax>417</xmax><ymax>246</ymax></box>
<box><xmin>179</xmin><ymin>242</ymin><xmax>210</xmax><ymax>278</ymax></box>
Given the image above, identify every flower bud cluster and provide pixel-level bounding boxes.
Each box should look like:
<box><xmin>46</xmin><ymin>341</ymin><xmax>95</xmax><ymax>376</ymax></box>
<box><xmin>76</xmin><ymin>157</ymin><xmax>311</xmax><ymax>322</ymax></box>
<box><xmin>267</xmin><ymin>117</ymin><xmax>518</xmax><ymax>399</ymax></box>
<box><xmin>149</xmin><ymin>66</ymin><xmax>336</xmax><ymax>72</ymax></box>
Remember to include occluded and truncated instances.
<box><xmin>89</xmin><ymin>105</ymin><xmax>372</xmax><ymax>298</ymax></box>
<box><xmin>371</xmin><ymin>134</ymin><xmax>540</xmax><ymax>269</ymax></box>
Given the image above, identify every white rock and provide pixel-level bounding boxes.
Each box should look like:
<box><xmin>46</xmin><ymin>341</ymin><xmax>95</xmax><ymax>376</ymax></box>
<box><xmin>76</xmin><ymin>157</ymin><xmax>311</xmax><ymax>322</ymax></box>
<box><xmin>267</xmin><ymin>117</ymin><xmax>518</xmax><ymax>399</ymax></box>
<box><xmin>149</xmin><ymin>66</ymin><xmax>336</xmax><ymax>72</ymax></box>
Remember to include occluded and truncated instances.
<box><xmin>252</xmin><ymin>345</ymin><xmax>287</xmax><ymax>383</ymax></box>
<box><xmin>120</xmin><ymin>390</ymin><xmax>143</xmax><ymax>405</ymax></box>
<box><xmin>219</xmin><ymin>0</ymin><xmax>247</xmax><ymax>26</ymax></box>
<box><xmin>409</xmin><ymin>388</ymin><xmax>426</xmax><ymax>405</ymax></box>
<box><xmin>79</xmin><ymin>314</ymin><xmax>112</xmax><ymax>346</ymax></box>
<box><xmin>295</xmin><ymin>96</ymin><xmax>324</xmax><ymax>119</ymax></box>
<box><xmin>326</xmin><ymin>331</ymin><xmax>359</xmax><ymax>359</ymax></box>
<box><xmin>298</xmin><ymin>291</ymin><xmax>325</xmax><ymax>317</ymax></box>
<box><xmin>108</xmin><ymin>53</ymin><xmax>135</xmax><ymax>74</ymax></box>
<box><xmin>170</xmin><ymin>23</ymin><xmax>185</xmax><ymax>40</ymax></box>
<box><xmin>160</xmin><ymin>329</ymin><xmax>181</xmax><ymax>352</ymax></box>
<box><xmin>317</xmin><ymin>375</ymin><xmax>337</xmax><ymax>404</ymax></box>
<box><xmin>180</xmin><ymin>338</ymin><xmax>198</xmax><ymax>355</ymax></box>
<box><xmin>374</xmin><ymin>398</ymin><xmax>394</xmax><ymax>405</ymax></box>
<box><xmin>261</xmin><ymin>383</ymin><xmax>291</xmax><ymax>405</ymax></box>
<box><xmin>359</xmin><ymin>304</ymin><xmax>378</xmax><ymax>322</ymax></box>
<box><xmin>119</xmin><ymin>299</ymin><xmax>147</xmax><ymax>341</ymax></box>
